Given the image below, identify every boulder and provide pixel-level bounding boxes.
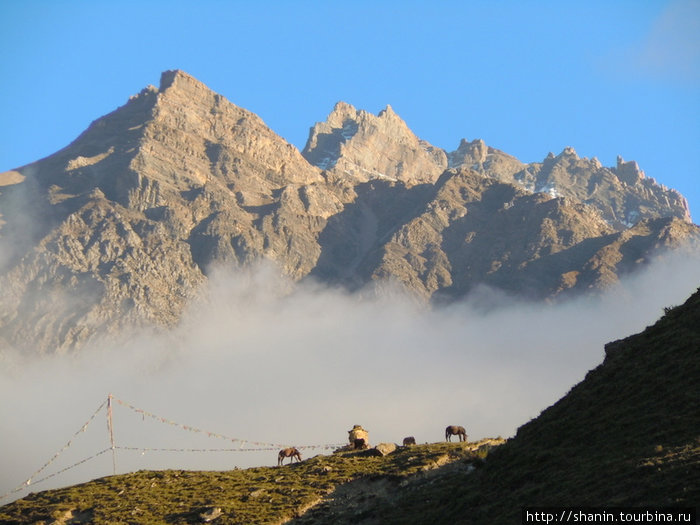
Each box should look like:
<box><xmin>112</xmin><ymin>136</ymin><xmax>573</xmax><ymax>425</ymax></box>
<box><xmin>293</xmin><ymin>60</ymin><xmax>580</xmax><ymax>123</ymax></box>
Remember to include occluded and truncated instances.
<box><xmin>373</xmin><ymin>442</ymin><xmax>397</xmax><ymax>456</ymax></box>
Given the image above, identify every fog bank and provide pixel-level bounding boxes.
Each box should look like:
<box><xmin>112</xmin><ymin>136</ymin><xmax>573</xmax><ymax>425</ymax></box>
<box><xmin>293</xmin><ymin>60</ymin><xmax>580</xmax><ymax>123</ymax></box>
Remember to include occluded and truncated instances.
<box><xmin>1</xmin><ymin>250</ymin><xmax>699</xmax><ymax>502</ymax></box>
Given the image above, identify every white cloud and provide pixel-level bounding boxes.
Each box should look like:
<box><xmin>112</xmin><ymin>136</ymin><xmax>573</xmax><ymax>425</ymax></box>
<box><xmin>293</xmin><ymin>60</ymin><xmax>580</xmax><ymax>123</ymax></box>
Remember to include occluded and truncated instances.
<box><xmin>601</xmin><ymin>0</ymin><xmax>700</xmax><ymax>86</ymax></box>
<box><xmin>639</xmin><ymin>0</ymin><xmax>700</xmax><ymax>84</ymax></box>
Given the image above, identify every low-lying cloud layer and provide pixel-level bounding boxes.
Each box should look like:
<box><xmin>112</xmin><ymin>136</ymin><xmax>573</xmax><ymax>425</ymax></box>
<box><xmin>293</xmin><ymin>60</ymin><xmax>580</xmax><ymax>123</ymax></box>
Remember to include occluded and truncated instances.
<box><xmin>1</xmin><ymin>250</ymin><xmax>699</xmax><ymax>502</ymax></box>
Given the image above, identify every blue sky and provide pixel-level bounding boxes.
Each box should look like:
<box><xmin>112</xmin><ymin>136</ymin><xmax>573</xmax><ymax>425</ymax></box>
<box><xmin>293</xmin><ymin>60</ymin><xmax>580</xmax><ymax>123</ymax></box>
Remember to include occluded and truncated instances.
<box><xmin>1</xmin><ymin>0</ymin><xmax>698</xmax><ymax>218</ymax></box>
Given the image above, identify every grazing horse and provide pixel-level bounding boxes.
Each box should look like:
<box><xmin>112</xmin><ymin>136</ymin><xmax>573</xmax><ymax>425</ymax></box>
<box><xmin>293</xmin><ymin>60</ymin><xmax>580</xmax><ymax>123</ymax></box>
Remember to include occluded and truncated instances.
<box><xmin>445</xmin><ymin>425</ymin><xmax>467</xmax><ymax>442</ymax></box>
<box><xmin>278</xmin><ymin>447</ymin><xmax>302</xmax><ymax>466</ymax></box>
<box><xmin>402</xmin><ymin>436</ymin><xmax>416</xmax><ymax>446</ymax></box>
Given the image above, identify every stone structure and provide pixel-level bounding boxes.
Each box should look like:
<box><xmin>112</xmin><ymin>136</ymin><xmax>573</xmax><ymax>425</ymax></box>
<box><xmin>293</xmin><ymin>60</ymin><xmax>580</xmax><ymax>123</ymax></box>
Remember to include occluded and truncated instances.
<box><xmin>348</xmin><ymin>425</ymin><xmax>370</xmax><ymax>449</ymax></box>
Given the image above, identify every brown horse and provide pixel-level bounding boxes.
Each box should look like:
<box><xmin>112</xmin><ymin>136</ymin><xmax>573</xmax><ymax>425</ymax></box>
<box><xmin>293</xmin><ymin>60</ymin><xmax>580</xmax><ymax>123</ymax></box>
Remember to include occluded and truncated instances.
<box><xmin>445</xmin><ymin>425</ymin><xmax>467</xmax><ymax>442</ymax></box>
<box><xmin>278</xmin><ymin>447</ymin><xmax>302</xmax><ymax>466</ymax></box>
<box><xmin>402</xmin><ymin>436</ymin><xmax>416</xmax><ymax>446</ymax></box>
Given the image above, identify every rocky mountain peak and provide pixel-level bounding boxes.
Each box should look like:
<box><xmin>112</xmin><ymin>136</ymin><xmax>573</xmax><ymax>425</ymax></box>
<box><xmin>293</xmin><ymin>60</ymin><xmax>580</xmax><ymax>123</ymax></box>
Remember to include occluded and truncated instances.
<box><xmin>302</xmin><ymin>102</ymin><xmax>447</xmax><ymax>186</ymax></box>
<box><xmin>377</xmin><ymin>104</ymin><xmax>399</xmax><ymax>120</ymax></box>
<box><xmin>158</xmin><ymin>69</ymin><xmax>197</xmax><ymax>91</ymax></box>
<box><xmin>559</xmin><ymin>146</ymin><xmax>579</xmax><ymax>158</ymax></box>
<box><xmin>322</xmin><ymin>101</ymin><xmax>362</xmax><ymax>127</ymax></box>
<box><xmin>0</xmin><ymin>70</ymin><xmax>697</xmax><ymax>354</ymax></box>
<box><xmin>446</xmin><ymin>138</ymin><xmax>525</xmax><ymax>186</ymax></box>
<box><xmin>614</xmin><ymin>155</ymin><xmax>645</xmax><ymax>185</ymax></box>
<box><xmin>128</xmin><ymin>84</ymin><xmax>158</xmax><ymax>102</ymax></box>
<box><xmin>449</xmin><ymin>138</ymin><xmax>488</xmax><ymax>164</ymax></box>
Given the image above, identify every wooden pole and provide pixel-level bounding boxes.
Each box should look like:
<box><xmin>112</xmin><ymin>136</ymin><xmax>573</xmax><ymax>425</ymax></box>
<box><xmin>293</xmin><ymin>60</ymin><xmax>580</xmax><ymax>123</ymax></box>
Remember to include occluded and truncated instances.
<box><xmin>107</xmin><ymin>393</ymin><xmax>117</xmax><ymax>475</ymax></box>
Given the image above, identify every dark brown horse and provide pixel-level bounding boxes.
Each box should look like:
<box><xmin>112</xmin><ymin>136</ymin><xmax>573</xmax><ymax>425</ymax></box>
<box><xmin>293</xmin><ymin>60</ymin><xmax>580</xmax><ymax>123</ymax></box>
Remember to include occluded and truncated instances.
<box><xmin>402</xmin><ymin>436</ymin><xmax>416</xmax><ymax>446</ymax></box>
<box><xmin>445</xmin><ymin>425</ymin><xmax>467</xmax><ymax>442</ymax></box>
<box><xmin>278</xmin><ymin>447</ymin><xmax>302</xmax><ymax>466</ymax></box>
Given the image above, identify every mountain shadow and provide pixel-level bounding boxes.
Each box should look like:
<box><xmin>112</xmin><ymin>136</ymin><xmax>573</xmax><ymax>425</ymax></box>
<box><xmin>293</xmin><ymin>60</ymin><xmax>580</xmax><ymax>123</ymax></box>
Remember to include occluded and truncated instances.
<box><xmin>308</xmin><ymin>179</ymin><xmax>436</xmax><ymax>289</ymax></box>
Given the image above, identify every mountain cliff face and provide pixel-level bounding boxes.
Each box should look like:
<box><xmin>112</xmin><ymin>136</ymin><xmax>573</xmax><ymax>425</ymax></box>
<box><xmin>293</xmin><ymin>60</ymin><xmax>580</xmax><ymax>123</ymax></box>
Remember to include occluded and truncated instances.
<box><xmin>0</xmin><ymin>70</ymin><xmax>697</xmax><ymax>354</ymax></box>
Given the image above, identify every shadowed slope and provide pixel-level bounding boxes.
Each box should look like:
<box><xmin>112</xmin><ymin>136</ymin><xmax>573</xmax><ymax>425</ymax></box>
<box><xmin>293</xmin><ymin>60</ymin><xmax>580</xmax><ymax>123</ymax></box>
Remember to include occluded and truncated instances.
<box><xmin>365</xmin><ymin>287</ymin><xmax>700</xmax><ymax>523</ymax></box>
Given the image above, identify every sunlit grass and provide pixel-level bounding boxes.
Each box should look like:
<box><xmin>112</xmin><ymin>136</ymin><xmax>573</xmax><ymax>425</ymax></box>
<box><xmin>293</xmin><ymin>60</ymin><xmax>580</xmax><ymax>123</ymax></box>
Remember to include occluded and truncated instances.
<box><xmin>0</xmin><ymin>440</ymin><xmax>501</xmax><ymax>524</ymax></box>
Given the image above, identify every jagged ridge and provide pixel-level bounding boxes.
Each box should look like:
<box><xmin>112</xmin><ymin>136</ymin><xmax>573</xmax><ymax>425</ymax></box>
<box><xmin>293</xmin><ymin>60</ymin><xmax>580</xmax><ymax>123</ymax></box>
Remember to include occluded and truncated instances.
<box><xmin>0</xmin><ymin>69</ymin><xmax>697</xmax><ymax>354</ymax></box>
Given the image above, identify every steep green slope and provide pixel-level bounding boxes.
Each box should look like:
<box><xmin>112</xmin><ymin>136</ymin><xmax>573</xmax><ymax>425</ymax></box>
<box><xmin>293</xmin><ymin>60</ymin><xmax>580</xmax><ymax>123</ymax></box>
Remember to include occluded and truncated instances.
<box><xmin>366</xmin><ymin>287</ymin><xmax>700</xmax><ymax>524</ymax></box>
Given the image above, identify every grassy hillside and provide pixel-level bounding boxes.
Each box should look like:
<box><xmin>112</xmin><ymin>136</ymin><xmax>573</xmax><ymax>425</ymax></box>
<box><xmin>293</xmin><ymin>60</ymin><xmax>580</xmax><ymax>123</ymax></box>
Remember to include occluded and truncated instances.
<box><xmin>363</xmin><ymin>287</ymin><xmax>700</xmax><ymax>524</ymax></box>
<box><xmin>0</xmin><ymin>440</ymin><xmax>502</xmax><ymax>524</ymax></box>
